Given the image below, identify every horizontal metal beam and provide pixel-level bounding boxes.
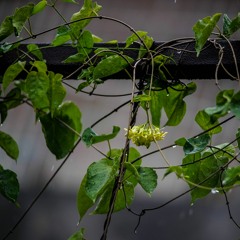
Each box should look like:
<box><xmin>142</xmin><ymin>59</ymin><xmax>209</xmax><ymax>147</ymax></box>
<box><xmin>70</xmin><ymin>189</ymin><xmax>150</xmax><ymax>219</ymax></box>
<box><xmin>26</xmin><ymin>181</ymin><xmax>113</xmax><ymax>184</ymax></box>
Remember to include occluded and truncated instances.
<box><xmin>1</xmin><ymin>40</ymin><xmax>240</xmax><ymax>80</ymax></box>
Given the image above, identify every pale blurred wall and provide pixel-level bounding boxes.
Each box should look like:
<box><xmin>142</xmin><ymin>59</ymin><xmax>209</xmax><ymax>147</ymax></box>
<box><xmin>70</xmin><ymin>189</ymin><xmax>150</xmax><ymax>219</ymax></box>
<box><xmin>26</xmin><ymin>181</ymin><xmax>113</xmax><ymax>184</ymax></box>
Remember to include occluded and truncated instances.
<box><xmin>0</xmin><ymin>1</ymin><xmax>240</xmax><ymax>240</ymax></box>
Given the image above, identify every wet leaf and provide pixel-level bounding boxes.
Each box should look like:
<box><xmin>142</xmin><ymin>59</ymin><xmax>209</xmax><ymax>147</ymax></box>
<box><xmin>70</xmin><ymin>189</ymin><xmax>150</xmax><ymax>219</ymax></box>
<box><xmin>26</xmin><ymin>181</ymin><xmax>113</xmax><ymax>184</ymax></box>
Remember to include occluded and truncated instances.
<box><xmin>195</xmin><ymin>110</ymin><xmax>222</xmax><ymax>134</ymax></box>
<box><xmin>133</xmin><ymin>94</ymin><xmax>151</xmax><ymax>102</ymax></box>
<box><xmin>205</xmin><ymin>89</ymin><xmax>233</xmax><ymax>120</ymax></box>
<box><xmin>93</xmin><ymin>55</ymin><xmax>134</xmax><ymax>80</ymax></box>
<box><xmin>193</xmin><ymin>13</ymin><xmax>222</xmax><ymax>56</ymax></box>
<box><xmin>63</xmin><ymin>30</ymin><xmax>93</xmax><ymax>63</ymax></box>
<box><xmin>47</xmin><ymin>72</ymin><xmax>66</xmax><ymax>117</ymax></box>
<box><xmin>0</xmin><ymin>131</ymin><xmax>19</xmax><ymax>160</ymax></box>
<box><xmin>85</xmin><ymin>159</ymin><xmax>117</xmax><ymax>201</ymax></box>
<box><xmin>236</xmin><ymin>128</ymin><xmax>240</xmax><ymax>151</ymax></box>
<box><xmin>183</xmin><ymin>134</ymin><xmax>210</xmax><ymax>155</ymax></box>
<box><xmin>68</xmin><ymin>228</ymin><xmax>86</xmax><ymax>240</ymax></box>
<box><xmin>77</xmin><ymin>175</ymin><xmax>94</xmax><ymax>219</ymax></box>
<box><xmin>223</xmin><ymin>13</ymin><xmax>240</xmax><ymax>38</ymax></box>
<box><xmin>25</xmin><ymin>71</ymin><xmax>49</xmax><ymax>111</ymax></box>
<box><xmin>32</xmin><ymin>0</ymin><xmax>47</xmax><ymax>15</ymax></box>
<box><xmin>223</xmin><ymin>166</ymin><xmax>240</xmax><ymax>187</ymax></box>
<box><xmin>93</xmin><ymin>181</ymin><xmax>134</xmax><ymax>214</ymax></box>
<box><xmin>0</xmin><ymin>166</ymin><xmax>19</xmax><ymax>203</ymax></box>
<box><xmin>0</xmin><ymin>16</ymin><xmax>14</xmax><ymax>42</ymax></box>
<box><xmin>3</xmin><ymin>61</ymin><xmax>26</xmax><ymax>90</ymax></box>
<box><xmin>40</xmin><ymin>101</ymin><xmax>82</xmax><ymax>159</ymax></box>
<box><xmin>70</xmin><ymin>0</ymin><xmax>102</xmax><ymax>40</ymax></box>
<box><xmin>27</xmin><ymin>44</ymin><xmax>43</xmax><ymax>60</ymax></box>
<box><xmin>82</xmin><ymin>126</ymin><xmax>120</xmax><ymax>147</ymax></box>
<box><xmin>183</xmin><ymin>143</ymin><xmax>233</xmax><ymax>203</ymax></box>
<box><xmin>12</xmin><ymin>3</ymin><xmax>34</xmax><ymax>36</ymax></box>
<box><xmin>52</xmin><ymin>26</ymin><xmax>72</xmax><ymax>46</ymax></box>
<box><xmin>138</xmin><ymin>167</ymin><xmax>157</xmax><ymax>195</ymax></box>
<box><xmin>230</xmin><ymin>90</ymin><xmax>240</xmax><ymax>118</ymax></box>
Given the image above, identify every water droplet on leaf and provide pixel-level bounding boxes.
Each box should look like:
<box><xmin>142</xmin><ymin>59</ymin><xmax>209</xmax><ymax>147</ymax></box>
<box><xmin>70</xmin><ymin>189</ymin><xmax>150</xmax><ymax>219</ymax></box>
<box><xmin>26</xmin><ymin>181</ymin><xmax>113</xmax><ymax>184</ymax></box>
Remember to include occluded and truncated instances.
<box><xmin>211</xmin><ymin>188</ymin><xmax>219</xmax><ymax>194</ymax></box>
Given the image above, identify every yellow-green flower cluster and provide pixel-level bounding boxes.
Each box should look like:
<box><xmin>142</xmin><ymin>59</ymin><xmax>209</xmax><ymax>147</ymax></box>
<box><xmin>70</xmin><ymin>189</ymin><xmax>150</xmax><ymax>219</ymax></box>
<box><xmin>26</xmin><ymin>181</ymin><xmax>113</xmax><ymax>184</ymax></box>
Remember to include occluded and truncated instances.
<box><xmin>125</xmin><ymin>124</ymin><xmax>167</xmax><ymax>148</ymax></box>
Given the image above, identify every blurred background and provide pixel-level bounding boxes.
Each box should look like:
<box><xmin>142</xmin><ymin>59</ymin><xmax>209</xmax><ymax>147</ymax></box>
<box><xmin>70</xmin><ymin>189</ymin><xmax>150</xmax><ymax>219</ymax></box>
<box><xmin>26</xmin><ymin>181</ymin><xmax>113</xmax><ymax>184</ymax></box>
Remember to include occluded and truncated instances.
<box><xmin>1</xmin><ymin>0</ymin><xmax>240</xmax><ymax>239</ymax></box>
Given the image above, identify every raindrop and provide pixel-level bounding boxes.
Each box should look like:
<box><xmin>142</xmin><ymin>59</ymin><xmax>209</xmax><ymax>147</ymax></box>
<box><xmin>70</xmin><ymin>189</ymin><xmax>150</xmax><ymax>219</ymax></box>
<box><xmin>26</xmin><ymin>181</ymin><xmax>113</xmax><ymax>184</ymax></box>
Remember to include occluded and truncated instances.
<box><xmin>177</xmin><ymin>51</ymin><xmax>182</xmax><ymax>54</ymax></box>
<box><xmin>211</xmin><ymin>188</ymin><xmax>219</xmax><ymax>194</ymax></box>
<box><xmin>166</xmin><ymin>94</ymin><xmax>169</xmax><ymax>97</ymax></box>
<box><xmin>190</xmin><ymin>202</ymin><xmax>194</xmax><ymax>206</ymax></box>
<box><xmin>172</xmin><ymin>145</ymin><xmax>177</xmax><ymax>148</ymax></box>
<box><xmin>51</xmin><ymin>165</ymin><xmax>55</xmax><ymax>171</ymax></box>
<box><xmin>76</xmin><ymin>221</ymin><xmax>80</xmax><ymax>226</ymax></box>
<box><xmin>174</xmin><ymin>0</ymin><xmax>177</xmax><ymax>3</ymax></box>
<box><xmin>0</xmin><ymin>124</ymin><xmax>2</xmax><ymax>127</ymax></box>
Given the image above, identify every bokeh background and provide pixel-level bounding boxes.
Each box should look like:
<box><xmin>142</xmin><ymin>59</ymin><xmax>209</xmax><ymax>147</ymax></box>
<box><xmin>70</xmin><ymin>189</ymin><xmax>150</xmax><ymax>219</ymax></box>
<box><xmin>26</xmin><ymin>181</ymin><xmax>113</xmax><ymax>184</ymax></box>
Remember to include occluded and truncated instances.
<box><xmin>1</xmin><ymin>1</ymin><xmax>240</xmax><ymax>239</ymax></box>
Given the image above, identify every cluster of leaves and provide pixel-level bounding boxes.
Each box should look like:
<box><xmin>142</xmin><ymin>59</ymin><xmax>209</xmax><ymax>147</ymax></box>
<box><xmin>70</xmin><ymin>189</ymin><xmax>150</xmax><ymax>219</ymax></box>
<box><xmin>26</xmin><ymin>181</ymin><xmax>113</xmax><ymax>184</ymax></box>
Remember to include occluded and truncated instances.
<box><xmin>0</xmin><ymin>1</ymin><xmax>240</xmax><ymax>239</ymax></box>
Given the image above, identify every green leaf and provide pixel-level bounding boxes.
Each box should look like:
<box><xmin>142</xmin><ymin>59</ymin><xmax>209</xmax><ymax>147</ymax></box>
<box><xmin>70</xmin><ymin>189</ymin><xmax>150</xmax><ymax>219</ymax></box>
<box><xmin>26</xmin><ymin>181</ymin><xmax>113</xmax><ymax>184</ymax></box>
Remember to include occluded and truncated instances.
<box><xmin>85</xmin><ymin>159</ymin><xmax>117</xmax><ymax>201</ymax></box>
<box><xmin>4</xmin><ymin>87</ymin><xmax>24</xmax><ymax>110</ymax></box>
<box><xmin>82</xmin><ymin>126</ymin><xmax>120</xmax><ymax>147</ymax></box>
<box><xmin>27</xmin><ymin>44</ymin><xmax>43</xmax><ymax>60</ymax></box>
<box><xmin>32</xmin><ymin>0</ymin><xmax>48</xmax><ymax>15</ymax></box>
<box><xmin>0</xmin><ymin>42</ymin><xmax>19</xmax><ymax>55</ymax></box>
<box><xmin>0</xmin><ymin>131</ymin><xmax>19</xmax><ymax>160</ymax></box>
<box><xmin>93</xmin><ymin>180</ymin><xmax>134</xmax><ymax>214</ymax></box>
<box><xmin>62</xmin><ymin>0</ymin><xmax>78</xmax><ymax>4</ymax></box>
<box><xmin>93</xmin><ymin>55</ymin><xmax>134</xmax><ymax>80</ymax></box>
<box><xmin>0</xmin><ymin>88</ymin><xmax>24</xmax><ymax>123</ymax></box>
<box><xmin>3</xmin><ymin>61</ymin><xmax>26</xmax><ymax>90</ymax></box>
<box><xmin>40</xmin><ymin>101</ymin><xmax>82</xmax><ymax>159</ymax></box>
<box><xmin>52</xmin><ymin>26</ymin><xmax>72</xmax><ymax>46</ymax></box>
<box><xmin>31</xmin><ymin>60</ymin><xmax>47</xmax><ymax>73</ymax></box>
<box><xmin>70</xmin><ymin>0</ymin><xmax>102</xmax><ymax>40</ymax></box>
<box><xmin>164</xmin><ymin>166</ymin><xmax>183</xmax><ymax>179</ymax></box>
<box><xmin>193</xmin><ymin>13</ymin><xmax>222</xmax><ymax>56</ymax></box>
<box><xmin>183</xmin><ymin>134</ymin><xmax>210</xmax><ymax>155</ymax></box>
<box><xmin>0</xmin><ymin>166</ymin><xmax>19</xmax><ymax>203</ymax></box>
<box><xmin>236</xmin><ymin>128</ymin><xmax>240</xmax><ymax>151</ymax></box>
<box><xmin>77</xmin><ymin>175</ymin><xmax>94</xmax><ymax>219</ymax></box>
<box><xmin>133</xmin><ymin>94</ymin><xmax>151</xmax><ymax>102</ymax></box>
<box><xmin>47</xmin><ymin>72</ymin><xmax>66</xmax><ymax>117</ymax></box>
<box><xmin>68</xmin><ymin>228</ymin><xmax>85</xmax><ymax>240</ymax></box>
<box><xmin>175</xmin><ymin>137</ymin><xmax>187</xmax><ymax>146</ymax></box>
<box><xmin>124</xmin><ymin>162</ymin><xmax>140</xmax><ymax>180</ymax></box>
<box><xmin>183</xmin><ymin>144</ymin><xmax>233</xmax><ymax>203</ymax></box>
<box><xmin>0</xmin><ymin>103</ymin><xmax>7</xmax><ymax>124</ymax></box>
<box><xmin>165</xmin><ymin>82</ymin><xmax>197</xmax><ymax>126</ymax></box>
<box><xmin>25</xmin><ymin>71</ymin><xmax>49</xmax><ymax>111</ymax></box>
<box><xmin>125</xmin><ymin>31</ymin><xmax>153</xmax><ymax>58</ymax></box>
<box><xmin>195</xmin><ymin>110</ymin><xmax>222</xmax><ymax>134</ymax></box>
<box><xmin>223</xmin><ymin>13</ymin><xmax>240</xmax><ymax>38</ymax></box>
<box><xmin>77</xmin><ymin>147</ymin><xmax>141</xmax><ymax>218</ymax></box>
<box><xmin>0</xmin><ymin>16</ymin><xmax>14</xmax><ymax>42</ymax></box>
<box><xmin>138</xmin><ymin>167</ymin><xmax>157</xmax><ymax>195</ymax></box>
<box><xmin>223</xmin><ymin>166</ymin><xmax>240</xmax><ymax>187</ymax></box>
<box><xmin>92</xmin><ymin>34</ymin><xmax>102</xmax><ymax>43</ymax></box>
<box><xmin>63</xmin><ymin>30</ymin><xmax>93</xmax><ymax>63</ymax></box>
<box><xmin>230</xmin><ymin>90</ymin><xmax>240</xmax><ymax>118</ymax></box>
<box><xmin>147</xmin><ymin>90</ymin><xmax>163</xmax><ymax>127</ymax></box>
<box><xmin>12</xmin><ymin>3</ymin><xmax>34</xmax><ymax>36</ymax></box>
<box><xmin>77</xmin><ymin>30</ymin><xmax>93</xmax><ymax>52</ymax></box>
<box><xmin>146</xmin><ymin>82</ymin><xmax>196</xmax><ymax>127</ymax></box>
<box><xmin>205</xmin><ymin>89</ymin><xmax>234</xmax><ymax>121</ymax></box>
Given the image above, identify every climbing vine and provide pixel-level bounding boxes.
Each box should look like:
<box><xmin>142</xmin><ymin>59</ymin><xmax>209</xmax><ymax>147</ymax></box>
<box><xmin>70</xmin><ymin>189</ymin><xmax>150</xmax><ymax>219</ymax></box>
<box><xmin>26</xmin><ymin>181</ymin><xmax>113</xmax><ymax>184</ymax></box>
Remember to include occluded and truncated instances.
<box><xmin>0</xmin><ymin>0</ymin><xmax>240</xmax><ymax>239</ymax></box>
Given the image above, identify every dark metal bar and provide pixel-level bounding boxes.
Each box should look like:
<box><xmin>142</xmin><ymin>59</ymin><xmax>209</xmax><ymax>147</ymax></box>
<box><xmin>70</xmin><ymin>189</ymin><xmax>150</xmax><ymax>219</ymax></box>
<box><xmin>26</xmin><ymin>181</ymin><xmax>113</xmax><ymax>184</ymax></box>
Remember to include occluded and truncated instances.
<box><xmin>0</xmin><ymin>40</ymin><xmax>240</xmax><ymax>80</ymax></box>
